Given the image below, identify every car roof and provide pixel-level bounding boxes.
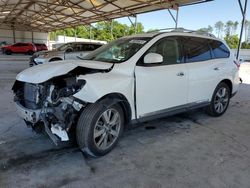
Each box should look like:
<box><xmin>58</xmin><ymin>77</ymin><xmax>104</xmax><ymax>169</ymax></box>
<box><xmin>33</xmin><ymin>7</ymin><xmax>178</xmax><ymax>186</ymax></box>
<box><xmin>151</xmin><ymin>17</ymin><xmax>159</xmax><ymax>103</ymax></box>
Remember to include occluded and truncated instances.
<box><xmin>125</xmin><ymin>28</ymin><xmax>221</xmax><ymax>42</ymax></box>
<box><xmin>67</xmin><ymin>42</ymin><xmax>104</xmax><ymax>45</ymax></box>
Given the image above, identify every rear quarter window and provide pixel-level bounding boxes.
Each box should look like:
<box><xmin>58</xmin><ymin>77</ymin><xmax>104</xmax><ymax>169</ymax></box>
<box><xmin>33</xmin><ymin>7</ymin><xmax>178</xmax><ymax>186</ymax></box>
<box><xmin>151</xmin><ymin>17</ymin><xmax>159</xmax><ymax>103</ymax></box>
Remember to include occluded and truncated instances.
<box><xmin>210</xmin><ymin>40</ymin><xmax>230</xmax><ymax>59</ymax></box>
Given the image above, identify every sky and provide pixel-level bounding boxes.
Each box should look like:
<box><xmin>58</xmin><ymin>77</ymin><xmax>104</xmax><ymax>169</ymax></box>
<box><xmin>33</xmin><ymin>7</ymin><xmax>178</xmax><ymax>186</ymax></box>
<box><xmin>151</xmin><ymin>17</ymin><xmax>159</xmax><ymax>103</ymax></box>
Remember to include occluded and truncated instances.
<box><xmin>116</xmin><ymin>0</ymin><xmax>250</xmax><ymax>35</ymax></box>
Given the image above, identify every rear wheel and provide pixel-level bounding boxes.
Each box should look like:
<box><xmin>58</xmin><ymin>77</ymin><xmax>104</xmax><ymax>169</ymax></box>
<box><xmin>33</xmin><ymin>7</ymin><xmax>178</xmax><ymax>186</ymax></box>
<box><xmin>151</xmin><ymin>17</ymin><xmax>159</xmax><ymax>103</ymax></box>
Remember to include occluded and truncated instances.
<box><xmin>5</xmin><ymin>50</ymin><xmax>12</xmax><ymax>55</ymax></box>
<box><xmin>76</xmin><ymin>99</ymin><xmax>124</xmax><ymax>157</ymax></box>
<box><xmin>206</xmin><ymin>82</ymin><xmax>230</xmax><ymax>117</ymax></box>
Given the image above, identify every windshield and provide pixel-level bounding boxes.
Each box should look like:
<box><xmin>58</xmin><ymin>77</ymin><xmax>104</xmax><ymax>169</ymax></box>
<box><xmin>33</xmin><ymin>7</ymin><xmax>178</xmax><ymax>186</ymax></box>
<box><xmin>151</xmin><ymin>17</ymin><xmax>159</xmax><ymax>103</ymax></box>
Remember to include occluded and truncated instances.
<box><xmin>82</xmin><ymin>37</ymin><xmax>151</xmax><ymax>63</ymax></box>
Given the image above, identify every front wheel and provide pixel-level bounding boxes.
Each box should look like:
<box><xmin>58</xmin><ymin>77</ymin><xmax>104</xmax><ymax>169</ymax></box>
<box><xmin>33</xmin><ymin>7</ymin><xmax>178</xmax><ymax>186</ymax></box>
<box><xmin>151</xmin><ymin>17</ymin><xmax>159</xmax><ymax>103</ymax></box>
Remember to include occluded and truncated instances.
<box><xmin>76</xmin><ymin>99</ymin><xmax>124</xmax><ymax>157</ymax></box>
<box><xmin>206</xmin><ymin>82</ymin><xmax>231</xmax><ymax>117</ymax></box>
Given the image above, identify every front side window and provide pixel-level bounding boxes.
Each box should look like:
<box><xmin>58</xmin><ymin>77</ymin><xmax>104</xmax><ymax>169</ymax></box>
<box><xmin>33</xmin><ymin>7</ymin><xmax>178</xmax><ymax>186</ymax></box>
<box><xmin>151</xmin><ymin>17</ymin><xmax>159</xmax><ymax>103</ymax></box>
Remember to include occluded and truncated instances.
<box><xmin>82</xmin><ymin>37</ymin><xmax>151</xmax><ymax>63</ymax></box>
<box><xmin>210</xmin><ymin>40</ymin><xmax>230</xmax><ymax>59</ymax></box>
<box><xmin>146</xmin><ymin>37</ymin><xmax>181</xmax><ymax>65</ymax></box>
<box><xmin>183</xmin><ymin>37</ymin><xmax>212</xmax><ymax>63</ymax></box>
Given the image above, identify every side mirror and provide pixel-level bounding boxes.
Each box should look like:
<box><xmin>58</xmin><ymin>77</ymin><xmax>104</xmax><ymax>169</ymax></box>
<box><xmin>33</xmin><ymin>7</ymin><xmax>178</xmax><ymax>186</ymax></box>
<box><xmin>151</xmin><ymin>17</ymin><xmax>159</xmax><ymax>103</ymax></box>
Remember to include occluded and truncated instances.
<box><xmin>144</xmin><ymin>53</ymin><xmax>163</xmax><ymax>64</ymax></box>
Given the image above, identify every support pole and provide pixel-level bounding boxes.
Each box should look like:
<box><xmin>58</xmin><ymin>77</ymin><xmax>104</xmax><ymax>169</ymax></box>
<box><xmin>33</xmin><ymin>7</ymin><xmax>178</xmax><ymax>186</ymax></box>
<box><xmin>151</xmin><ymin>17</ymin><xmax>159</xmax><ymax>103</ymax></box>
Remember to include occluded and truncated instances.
<box><xmin>110</xmin><ymin>20</ymin><xmax>113</xmax><ymax>40</ymax></box>
<box><xmin>167</xmin><ymin>8</ymin><xmax>179</xmax><ymax>29</ymax></box>
<box><xmin>134</xmin><ymin>15</ymin><xmax>137</xmax><ymax>34</ymax></box>
<box><xmin>175</xmin><ymin>8</ymin><xmax>179</xmax><ymax>29</ymax></box>
<box><xmin>64</xmin><ymin>30</ymin><xmax>66</xmax><ymax>43</ymax></box>
<box><xmin>74</xmin><ymin>27</ymin><xmax>76</xmax><ymax>42</ymax></box>
<box><xmin>89</xmin><ymin>25</ymin><xmax>92</xmax><ymax>40</ymax></box>
<box><xmin>12</xmin><ymin>26</ymin><xmax>16</xmax><ymax>43</ymax></box>
<box><xmin>31</xmin><ymin>31</ymin><xmax>34</xmax><ymax>43</ymax></box>
<box><xmin>237</xmin><ymin>0</ymin><xmax>248</xmax><ymax>60</ymax></box>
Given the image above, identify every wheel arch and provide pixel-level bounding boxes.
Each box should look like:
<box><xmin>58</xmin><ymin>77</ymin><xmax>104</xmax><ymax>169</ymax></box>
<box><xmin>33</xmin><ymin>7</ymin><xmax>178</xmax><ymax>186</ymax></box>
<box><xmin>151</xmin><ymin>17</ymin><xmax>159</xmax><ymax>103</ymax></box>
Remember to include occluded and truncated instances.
<box><xmin>49</xmin><ymin>57</ymin><xmax>63</xmax><ymax>62</ymax></box>
<box><xmin>96</xmin><ymin>93</ymin><xmax>132</xmax><ymax>128</ymax></box>
<box><xmin>219</xmin><ymin>79</ymin><xmax>233</xmax><ymax>96</ymax></box>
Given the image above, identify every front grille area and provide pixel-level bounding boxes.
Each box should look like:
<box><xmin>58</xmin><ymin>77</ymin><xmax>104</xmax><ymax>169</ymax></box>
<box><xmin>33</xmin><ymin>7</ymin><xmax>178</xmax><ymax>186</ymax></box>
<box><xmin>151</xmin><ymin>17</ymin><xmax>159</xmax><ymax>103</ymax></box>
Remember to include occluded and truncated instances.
<box><xmin>23</xmin><ymin>83</ymin><xmax>40</xmax><ymax>109</ymax></box>
<box><xmin>14</xmin><ymin>82</ymin><xmax>46</xmax><ymax>110</ymax></box>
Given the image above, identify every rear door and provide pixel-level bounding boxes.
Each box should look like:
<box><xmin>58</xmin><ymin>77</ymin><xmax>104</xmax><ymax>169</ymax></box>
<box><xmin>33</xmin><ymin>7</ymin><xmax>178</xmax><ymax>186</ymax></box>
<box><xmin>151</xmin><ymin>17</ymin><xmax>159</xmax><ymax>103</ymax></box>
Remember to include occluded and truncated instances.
<box><xmin>182</xmin><ymin>37</ymin><xmax>223</xmax><ymax>104</ymax></box>
<box><xmin>135</xmin><ymin>36</ymin><xmax>188</xmax><ymax>118</ymax></box>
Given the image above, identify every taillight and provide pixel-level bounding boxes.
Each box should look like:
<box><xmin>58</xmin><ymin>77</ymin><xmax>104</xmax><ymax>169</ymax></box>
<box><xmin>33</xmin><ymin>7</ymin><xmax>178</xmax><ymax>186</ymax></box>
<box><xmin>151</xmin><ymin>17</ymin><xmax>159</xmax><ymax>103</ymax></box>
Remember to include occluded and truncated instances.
<box><xmin>234</xmin><ymin>60</ymin><xmax>240</xmax><ymax>69</ymax></box>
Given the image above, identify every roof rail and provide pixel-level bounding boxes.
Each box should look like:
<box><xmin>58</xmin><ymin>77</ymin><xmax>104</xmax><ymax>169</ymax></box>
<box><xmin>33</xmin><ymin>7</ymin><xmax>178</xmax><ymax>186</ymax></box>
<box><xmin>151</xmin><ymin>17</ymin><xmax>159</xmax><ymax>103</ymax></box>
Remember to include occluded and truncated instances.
<box><xmin>147</xmin><ymin>27</ymin><xmax>216</xmax><ymax>38</ymax></box>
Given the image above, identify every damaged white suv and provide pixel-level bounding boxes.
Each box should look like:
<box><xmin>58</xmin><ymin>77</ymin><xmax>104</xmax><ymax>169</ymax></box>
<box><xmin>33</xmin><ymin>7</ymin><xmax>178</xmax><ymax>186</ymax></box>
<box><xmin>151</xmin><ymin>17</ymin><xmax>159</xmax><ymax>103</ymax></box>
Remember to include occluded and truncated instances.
<box><xmin>13</xmin><ymin>30</ymin><xmax>240</xmax><ymax>157</ymax></box>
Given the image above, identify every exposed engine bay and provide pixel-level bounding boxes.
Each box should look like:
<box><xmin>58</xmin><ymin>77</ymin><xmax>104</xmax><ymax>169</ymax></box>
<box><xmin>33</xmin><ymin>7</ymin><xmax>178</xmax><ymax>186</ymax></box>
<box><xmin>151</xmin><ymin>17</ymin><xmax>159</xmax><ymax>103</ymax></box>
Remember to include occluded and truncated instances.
<box><xmin>12</xmin><ymin>67</ymin><xmax>106</xmax><ymax>144</ymax></box>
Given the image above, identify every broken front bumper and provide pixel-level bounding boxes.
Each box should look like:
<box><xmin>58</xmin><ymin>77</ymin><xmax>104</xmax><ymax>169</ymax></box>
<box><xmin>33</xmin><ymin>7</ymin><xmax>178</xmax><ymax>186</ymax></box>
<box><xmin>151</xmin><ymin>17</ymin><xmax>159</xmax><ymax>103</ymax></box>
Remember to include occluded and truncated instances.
<box><xmin>15</xmin><ymin>102</ymin><xmax>41</xmax><ymax>123</ymax></box>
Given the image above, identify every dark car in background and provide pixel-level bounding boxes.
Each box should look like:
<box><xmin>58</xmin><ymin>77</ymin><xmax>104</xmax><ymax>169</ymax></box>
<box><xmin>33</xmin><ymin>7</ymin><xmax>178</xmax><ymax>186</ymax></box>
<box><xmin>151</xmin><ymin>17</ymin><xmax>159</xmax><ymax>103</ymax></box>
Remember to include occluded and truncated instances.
<box><xmin>34</xmin><ymin>43</ymin><xmax>48</xmax><ymax>51</ymax></box>
<box><xmin>2</xmin><ymin>42</ymin><xmax>37</xmax><ymax>55</ymax></box>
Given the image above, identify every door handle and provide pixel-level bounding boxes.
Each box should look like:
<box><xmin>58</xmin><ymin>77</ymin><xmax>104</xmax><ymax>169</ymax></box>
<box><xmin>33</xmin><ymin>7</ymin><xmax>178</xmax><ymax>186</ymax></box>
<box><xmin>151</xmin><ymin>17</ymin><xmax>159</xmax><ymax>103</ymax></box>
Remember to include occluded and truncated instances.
<box><xmin>214</xmin><ymin>67</ymin><xmax>220</xmax><ymax>71</ymax></box>
<box><xmin>177</xmin><ymin>72</ymin><xmax>185</xmax><ymax>76</ymax></box>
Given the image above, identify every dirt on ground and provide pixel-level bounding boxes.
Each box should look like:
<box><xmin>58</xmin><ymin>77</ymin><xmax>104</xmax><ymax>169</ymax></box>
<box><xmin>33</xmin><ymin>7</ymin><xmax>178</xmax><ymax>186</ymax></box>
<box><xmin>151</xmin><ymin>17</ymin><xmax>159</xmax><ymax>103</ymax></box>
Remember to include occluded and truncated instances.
<box><xmin>0</xmin><ymin>58</ymin><xmax>250</xmax><ymax>188</ymax></box>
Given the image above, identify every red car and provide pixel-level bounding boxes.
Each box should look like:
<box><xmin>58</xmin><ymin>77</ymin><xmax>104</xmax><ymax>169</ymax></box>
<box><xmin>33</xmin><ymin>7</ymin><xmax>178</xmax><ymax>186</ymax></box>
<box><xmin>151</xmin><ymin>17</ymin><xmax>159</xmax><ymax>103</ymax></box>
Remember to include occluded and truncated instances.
<box><xmin>2</xmin><ymin>42</ymin><xmax>37</xmax><ymax>55</ymax></box>
<box><xmin>34</xmin><ymin>43</ymin><xmax>48</xmax><ymax>51</ymax></box>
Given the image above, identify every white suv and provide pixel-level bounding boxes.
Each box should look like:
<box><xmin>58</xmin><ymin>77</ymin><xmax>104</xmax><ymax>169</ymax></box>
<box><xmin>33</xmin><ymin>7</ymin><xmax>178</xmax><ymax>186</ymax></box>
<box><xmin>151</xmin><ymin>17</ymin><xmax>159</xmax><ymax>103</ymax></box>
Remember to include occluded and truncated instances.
<box><xmin>13</xmin><ymin>30</ymin><xmax>240</xmax><ymax>157</ymax></box>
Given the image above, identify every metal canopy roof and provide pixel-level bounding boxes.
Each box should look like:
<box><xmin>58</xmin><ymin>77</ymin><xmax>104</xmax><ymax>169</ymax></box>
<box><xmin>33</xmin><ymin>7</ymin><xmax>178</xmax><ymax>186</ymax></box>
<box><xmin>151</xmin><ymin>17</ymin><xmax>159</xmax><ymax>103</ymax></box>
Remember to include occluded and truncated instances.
<box><xmin>0</xmin><ymin>0</ymin><xmax>212</xmax><ymax>32</ymax></box>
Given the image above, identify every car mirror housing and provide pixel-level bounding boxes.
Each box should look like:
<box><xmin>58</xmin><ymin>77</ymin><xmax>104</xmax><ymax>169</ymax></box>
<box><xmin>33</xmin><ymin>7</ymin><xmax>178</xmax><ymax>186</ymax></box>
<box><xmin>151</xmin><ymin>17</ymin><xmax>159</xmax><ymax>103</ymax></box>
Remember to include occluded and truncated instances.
<box><xmin>144</xmin><ymin>53</ymin><xmax>163</xmax><ymax>64</ymax></box>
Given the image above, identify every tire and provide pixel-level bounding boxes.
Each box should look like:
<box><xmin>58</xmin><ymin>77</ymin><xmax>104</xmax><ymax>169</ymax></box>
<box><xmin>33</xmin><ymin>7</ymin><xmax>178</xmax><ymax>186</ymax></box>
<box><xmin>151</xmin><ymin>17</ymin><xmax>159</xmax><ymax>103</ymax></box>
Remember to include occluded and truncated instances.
<box><xmin>5</xmin><ymin>50</ymin><xmax>12</xmax><ymax>55</ymax></box>
<box><xmin>76</xmin><ymin>99</ymin><xmax>124</xmax><ymax>157</ymax></box>
<box><xmin>206</xmin><ymin>82</ymin><xmax>231</xmax><ymax>117</ymax></box>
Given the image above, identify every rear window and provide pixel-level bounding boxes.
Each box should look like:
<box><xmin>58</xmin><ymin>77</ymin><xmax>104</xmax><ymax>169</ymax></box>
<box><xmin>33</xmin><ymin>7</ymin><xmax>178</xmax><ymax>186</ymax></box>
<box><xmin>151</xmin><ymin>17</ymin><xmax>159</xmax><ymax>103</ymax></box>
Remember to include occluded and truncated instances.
<box><xmin>210</xmin><ymin>40</ymin><xmax>230</xmax><ymax>59</ymax></box>
<box><xmin>182</xmin><ymin>37</ymin><xmax>212</xmax><ymax>63</ymax></box>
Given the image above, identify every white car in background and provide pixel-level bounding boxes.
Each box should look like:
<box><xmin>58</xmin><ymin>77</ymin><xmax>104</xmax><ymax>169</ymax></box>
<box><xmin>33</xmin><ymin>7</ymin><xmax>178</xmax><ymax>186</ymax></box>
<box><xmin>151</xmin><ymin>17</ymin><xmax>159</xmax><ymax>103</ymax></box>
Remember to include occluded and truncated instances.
<box><xmin>13</xmin><ymin>29</ymin><xmax>240</xmax><ymax>157</ymax></box>
<box><xmin>29</xmin><ymin>42</ymin><xmax>103</xmax><ymax>66</ymax></box>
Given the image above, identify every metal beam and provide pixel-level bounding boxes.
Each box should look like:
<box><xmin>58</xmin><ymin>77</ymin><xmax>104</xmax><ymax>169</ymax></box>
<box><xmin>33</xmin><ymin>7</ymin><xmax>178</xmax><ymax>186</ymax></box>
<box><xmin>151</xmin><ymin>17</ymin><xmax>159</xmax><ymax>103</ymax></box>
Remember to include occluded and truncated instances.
<box><xmin>237</xmin><ymin>0</ymin><xmax>248</xmax><ymax>60</ymax></box>
<box><xmin>12</xmin><ymin>26</ymin><xmax>16</xmax><ymax>43</ymax></box>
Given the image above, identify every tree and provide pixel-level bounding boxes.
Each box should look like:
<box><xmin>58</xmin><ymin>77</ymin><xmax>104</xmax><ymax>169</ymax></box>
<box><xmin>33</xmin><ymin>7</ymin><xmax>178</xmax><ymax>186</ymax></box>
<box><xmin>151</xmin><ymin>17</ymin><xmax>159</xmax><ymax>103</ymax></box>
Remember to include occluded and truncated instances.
<box><xmin>233</xmin><ymin>21</ymin><xmax>239</xmax><ymax>35</ymax></box>
<box><xmin>225</xmin><ymin>20</ymin><xmax>234</xmax><ymax>36</ymax></box>
<box><xmin>49</xmin><ymin>21</ymin><xmax>145</xmax><ymax>42</ymax></box>
<box><xmin>224</xmin><ymin>35</ymin><xmax>239</xmax><ymax>49</ymax></box>
<box><xmin>214</xmin><ymin>21</ymin><xmax>224</xmax><ymax>38</ymax></box>
<box><xmin>197</xmin><ymin>25</ymin><xmax>213</xmax><ymax>34</ymax></box>
<box><xmin>244</xmin><ymin>20</ymin><xmax>250</xmax><ymax>42</ymax></box>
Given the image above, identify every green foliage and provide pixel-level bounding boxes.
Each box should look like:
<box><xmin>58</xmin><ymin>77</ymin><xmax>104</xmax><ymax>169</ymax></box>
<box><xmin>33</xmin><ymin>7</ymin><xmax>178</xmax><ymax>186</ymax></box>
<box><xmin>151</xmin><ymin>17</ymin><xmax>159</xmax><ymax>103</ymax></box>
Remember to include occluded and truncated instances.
<box><xmin>224</xmin><ymin>35</ymin><xmax>239</xmax><ymax>49</ymax></box>
<box><xmin>49</xmin><ymin>21</ymin><xmax>144</xmax><ymax>42</ymax></box>
<box><xmin>241</xmin><ymin>42</ymin><xmax>250</xmax><ymax>49</ymax></box>
<box><xmin>197</xmin><ymin>25</ymin><xmax>213</xmax><ymax>34</ymax></box>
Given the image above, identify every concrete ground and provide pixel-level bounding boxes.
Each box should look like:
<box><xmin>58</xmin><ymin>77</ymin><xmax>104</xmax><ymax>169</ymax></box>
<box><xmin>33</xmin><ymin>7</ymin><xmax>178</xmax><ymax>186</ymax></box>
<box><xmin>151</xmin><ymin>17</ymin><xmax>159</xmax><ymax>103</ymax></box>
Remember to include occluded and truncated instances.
<box><xmin>0</xmin><ymin>56</ymin><xmax>250</xmax><ymax>188</ymax></box>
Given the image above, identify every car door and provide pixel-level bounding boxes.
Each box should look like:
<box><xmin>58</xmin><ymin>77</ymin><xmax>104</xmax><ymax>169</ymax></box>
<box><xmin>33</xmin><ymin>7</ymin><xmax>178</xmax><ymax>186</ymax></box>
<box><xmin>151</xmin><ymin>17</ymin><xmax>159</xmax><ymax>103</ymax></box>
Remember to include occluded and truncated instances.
<box><xmin>11</xmin><ymin>43</ymin><xmax>21</xmax><ymax>52</ymax></box>
<box><xmin>135</xmin><ymin>36</ymin><xmax>188</xmax><ymax>118</ymax></box>
<box><xmin>182</xmin><ymin>37</ymin><xmax>222</xmax><ymax>104</ymax></box>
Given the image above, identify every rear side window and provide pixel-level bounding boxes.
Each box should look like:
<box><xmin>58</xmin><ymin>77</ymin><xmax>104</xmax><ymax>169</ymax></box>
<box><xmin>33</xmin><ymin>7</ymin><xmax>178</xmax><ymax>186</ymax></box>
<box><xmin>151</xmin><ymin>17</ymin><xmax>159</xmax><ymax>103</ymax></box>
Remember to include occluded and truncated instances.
<box><xmin>210</xmin><ymin>40</ymin><xmax>230</xmax><ymax>59</ymax></box>
<box><xmin>182</xmin><ymin>37</ymin><xmax>211</xmax><ymax>63</ymax></box>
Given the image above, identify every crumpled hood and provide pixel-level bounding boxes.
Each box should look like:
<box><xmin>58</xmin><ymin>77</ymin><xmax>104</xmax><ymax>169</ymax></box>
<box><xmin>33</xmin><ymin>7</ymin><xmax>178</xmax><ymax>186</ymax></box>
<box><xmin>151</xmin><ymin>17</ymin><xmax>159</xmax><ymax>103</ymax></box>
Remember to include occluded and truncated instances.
<box><xmin>16</xmin><ymin>60</ymin><xmax>113</xmax><ymax>84</ymax></box>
